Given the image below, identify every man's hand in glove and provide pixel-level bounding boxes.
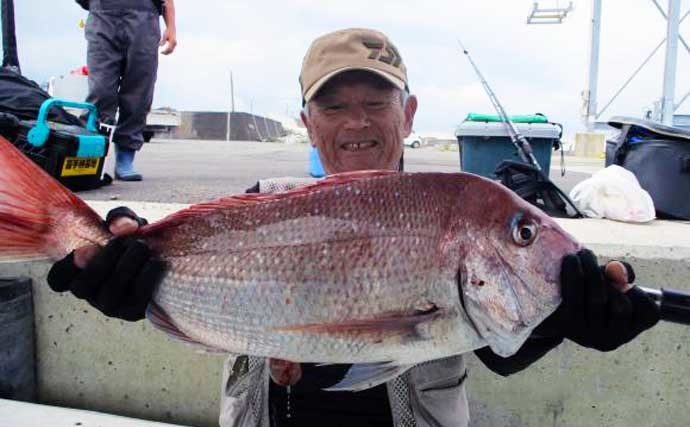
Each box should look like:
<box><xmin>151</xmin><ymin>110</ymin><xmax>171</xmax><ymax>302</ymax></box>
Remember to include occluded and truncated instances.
<box><xmin>536</xmin><ymin>248</ymin><xmax>660</xmax><ymax>351</ymax></box>
<box><xmin>47</xmin><ymin>207</ymin><xmax>165</xmax><ymax>321</ymax></box>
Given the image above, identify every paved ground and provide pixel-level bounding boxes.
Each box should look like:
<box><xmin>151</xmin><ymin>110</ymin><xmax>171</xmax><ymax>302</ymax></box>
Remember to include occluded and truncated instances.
<box><xmin>81</xmin><ymin>139</ymin><xmax>603</xmax><ymax>204</ymax></box>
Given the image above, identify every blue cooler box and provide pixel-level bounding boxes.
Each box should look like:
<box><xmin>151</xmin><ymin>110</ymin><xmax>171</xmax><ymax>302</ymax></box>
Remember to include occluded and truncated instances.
<box><xmin>309</xmin><ymin>145</ymin><xmax>326</xmax><ymax>177</ymax></box>
<box><xmin>455</xmin><ymin>121</ymin><xmax>561</xmax><ymax>179</ymax></box>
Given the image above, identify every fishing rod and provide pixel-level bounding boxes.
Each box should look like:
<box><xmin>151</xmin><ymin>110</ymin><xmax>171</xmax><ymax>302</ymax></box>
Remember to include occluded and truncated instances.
<box><xmin>457</xmin><ymin>39</ymin><xmax>541</xmax><ymax>170</ymax></box>
<box><xmin>457</xmin><ymin>38</ymin><xmax>584</xmax><ymax>218</ymax></box>
<box><xmin>639</xmin><ymin>286</ymin><xmax>690</xmax><ymax>325</ymax></box>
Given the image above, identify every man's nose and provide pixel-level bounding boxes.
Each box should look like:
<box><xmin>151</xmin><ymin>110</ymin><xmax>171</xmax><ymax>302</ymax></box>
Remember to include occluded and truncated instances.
<box><xmin>343</xmin><ymin>106</ymin><xmax>370</xmax><ymax>129</ymax></box>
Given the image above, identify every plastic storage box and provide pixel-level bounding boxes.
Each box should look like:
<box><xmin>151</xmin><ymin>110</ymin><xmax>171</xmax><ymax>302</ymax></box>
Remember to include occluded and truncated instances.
<box><xmin>455</xmin><ymin>115</ymin><xmax>561</xmax><ymax>179</ymax></box>
<box><xmin>0</xmin><ymin>99</ymin><xmax>108</xmax><ymax>191</ymax></box>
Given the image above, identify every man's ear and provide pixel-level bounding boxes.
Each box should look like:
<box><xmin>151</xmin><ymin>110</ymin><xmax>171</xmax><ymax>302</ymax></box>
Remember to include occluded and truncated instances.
<box><xmin>402</xmin><ymin>95</ymin><xmax>418</xmax><ymax>137</ymax></box>
<box><xmin>300</xmin><ymin>109</ymin><xmax>316</xmax><ymax>147</ymax></box>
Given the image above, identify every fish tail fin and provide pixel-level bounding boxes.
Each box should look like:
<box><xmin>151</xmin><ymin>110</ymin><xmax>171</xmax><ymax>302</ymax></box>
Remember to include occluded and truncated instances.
<box><xmin>0</xmin><ymin>137</ymin><xmax>107</xmax><ymax>261</ymax></box>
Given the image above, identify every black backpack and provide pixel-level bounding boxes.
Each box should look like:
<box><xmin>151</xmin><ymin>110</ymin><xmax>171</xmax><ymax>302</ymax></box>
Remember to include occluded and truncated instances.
<box><xmin>495</xmin><ymin>160</ymin><xmax>582</xmax><ymax>219</ymax></box>
<box><xmin>0</xmin><ymin>69</ymin><xmax>83</xmax><ymax>126</ymax></box>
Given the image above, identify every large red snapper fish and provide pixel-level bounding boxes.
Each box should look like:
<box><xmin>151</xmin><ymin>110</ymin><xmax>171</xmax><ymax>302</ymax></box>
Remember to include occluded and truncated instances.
<box><xmin>0</xmin><ymin>137</ymin><xmax>580</xmax><ymax>390</ymax></box>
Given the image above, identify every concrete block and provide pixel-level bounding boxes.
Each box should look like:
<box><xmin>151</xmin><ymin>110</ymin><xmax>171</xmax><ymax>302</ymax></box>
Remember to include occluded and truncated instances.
<box><xmin>575</xmin><ymin>132</ymin><xmax>606</xmax><ymax>158</ymax></box>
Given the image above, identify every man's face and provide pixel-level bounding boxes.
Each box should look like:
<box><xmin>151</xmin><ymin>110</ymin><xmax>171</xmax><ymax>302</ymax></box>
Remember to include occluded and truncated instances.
<box><xmin>301</xmin><ymin>75</ymin><xmax>417</xmax><ymax>174</ymax></box>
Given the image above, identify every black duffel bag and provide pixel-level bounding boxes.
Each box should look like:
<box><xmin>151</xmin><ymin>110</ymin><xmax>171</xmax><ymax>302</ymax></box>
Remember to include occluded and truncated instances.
<box><xmin>606</xmin><ymin>116</ymin><xmax>690</xmax><ymax>220</ymax></box>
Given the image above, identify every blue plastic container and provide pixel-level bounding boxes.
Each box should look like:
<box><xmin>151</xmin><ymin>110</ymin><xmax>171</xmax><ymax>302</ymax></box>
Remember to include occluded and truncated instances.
<box><xmin>455</xmin><ymin>121</ymin><xmax>561</xmax><ymax>179</ymax></box>
<box><xmin>309</xmin><ymin>145</ymin><xmax>326</xmax><ymax>177</ymax></box>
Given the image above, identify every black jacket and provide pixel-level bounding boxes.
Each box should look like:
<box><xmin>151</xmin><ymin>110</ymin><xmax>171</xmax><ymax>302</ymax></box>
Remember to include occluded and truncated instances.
<box><xmin>75</xmin><ymin>0</ymin><xmax>164</xmax><ymax>14</ymax></box>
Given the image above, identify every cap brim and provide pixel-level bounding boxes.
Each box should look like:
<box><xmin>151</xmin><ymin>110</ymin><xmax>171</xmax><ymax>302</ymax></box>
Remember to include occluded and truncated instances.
<box><xmin>303</xmin><ymin>66</ymin><xmax>406</xmax><ymax>103</ymax></box>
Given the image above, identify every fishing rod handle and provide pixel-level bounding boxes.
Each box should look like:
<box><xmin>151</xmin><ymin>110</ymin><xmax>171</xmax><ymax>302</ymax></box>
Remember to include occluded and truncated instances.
<box><xmin>639</xmin><ymin>286</ymin><xmax>690</xmax><ymax>326</ymax></box>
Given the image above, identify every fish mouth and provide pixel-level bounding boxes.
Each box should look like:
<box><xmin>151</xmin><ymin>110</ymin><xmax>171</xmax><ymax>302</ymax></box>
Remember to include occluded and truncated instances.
<box><xmin>340</xmin><ymin>140</ymin><xmax>378</xmax><ymax>152</ymax></box>
<box><xmin>538</xmin><ymin>222</ymin><xmax>583</xmax><ymax>283</ymax></box>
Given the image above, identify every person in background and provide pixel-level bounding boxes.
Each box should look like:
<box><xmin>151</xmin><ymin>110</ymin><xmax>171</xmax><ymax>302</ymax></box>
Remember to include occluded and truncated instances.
<box><xmin>48</xmin><ymin>28</ymin><xmax>659</xmax><ymax>427</ymax></box>
<box><xmin>75</xmin><ymin>0</ymin><xmax>177</xmax><ymax>181</ymax></box>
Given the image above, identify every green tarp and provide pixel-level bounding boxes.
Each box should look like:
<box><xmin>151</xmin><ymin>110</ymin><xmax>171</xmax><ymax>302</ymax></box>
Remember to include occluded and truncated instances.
<box><xmin>465</xmin><ymin>113</ymin><xmax>548</xmax><ymax>124</ymax></box>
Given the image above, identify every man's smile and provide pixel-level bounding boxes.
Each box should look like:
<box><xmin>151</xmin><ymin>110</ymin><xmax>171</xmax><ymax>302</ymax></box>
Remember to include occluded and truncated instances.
<box><xmin>340</xmin><ymin>140</ymin><xmax>378</xmax><ymax>151</ymax></box>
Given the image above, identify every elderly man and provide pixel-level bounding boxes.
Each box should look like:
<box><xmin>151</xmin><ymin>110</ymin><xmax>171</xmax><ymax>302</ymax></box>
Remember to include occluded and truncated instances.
<box><xmin>48</xmin><ymin>28</ymin><xmax>659</xmax><ymax>427</ymax></box>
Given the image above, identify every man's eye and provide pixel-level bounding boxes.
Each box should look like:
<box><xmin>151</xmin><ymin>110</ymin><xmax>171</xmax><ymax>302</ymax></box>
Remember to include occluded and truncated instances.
<box><xmin>365</xmin><ymin>101</ymin><xmax>388</xmax><ymax>110</ymax></box>
<box><xmin>323</xmin><ymin>104</ymin><xmax>345</xmax><ymax>112</ymax></box>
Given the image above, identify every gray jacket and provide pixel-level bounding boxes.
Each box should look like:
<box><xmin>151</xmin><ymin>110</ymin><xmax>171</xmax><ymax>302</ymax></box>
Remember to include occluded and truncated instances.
<box><xmin>218</xmin><ymin>177</ymin><xmax>470</xmax><ymax>427</ymax></box>
<box><xmin>219</xmin><ymin>355</ymin><xmax>469</xmax><ymax>427</ymax></box>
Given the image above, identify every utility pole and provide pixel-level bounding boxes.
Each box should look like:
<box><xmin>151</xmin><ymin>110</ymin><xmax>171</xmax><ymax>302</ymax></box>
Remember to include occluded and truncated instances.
<box><xmin>661</xmin><ymin>0</ymin><xmax>681</xmax><ymax>125</ymax></box>
<box><xmin>230</xmin><ymin>70</ymin><xmax>235</xmax><ymax>113</ymax></box>
<box><xmin>226</xmin><ymin>70</ymin><xmax>234</xmax><ymax>141</ymax></box>
<box><xmin>584</xmin><ymin>0</ymin><xmax>602</xmax><ymax>130</ymax></box>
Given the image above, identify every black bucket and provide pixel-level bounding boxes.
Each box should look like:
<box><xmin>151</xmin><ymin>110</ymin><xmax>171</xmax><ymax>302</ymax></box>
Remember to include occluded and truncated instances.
<box><xmin>0</xmin><ymin>277</ymin><xmax>36</xmax><ymax>402</ymax></box>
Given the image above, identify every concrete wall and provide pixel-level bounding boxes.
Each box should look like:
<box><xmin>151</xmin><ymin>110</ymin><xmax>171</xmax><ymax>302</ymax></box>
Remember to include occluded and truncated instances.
<box><xmin>1</xmin><ymin>202</ymin><xmax>689</xmax><ymax>427</ymax></box>
<box><xmin>0</xmin><ymin>261</ymin><xmax>224</xmax><ymax>427</ymax></box>
<box><xmin>171</xmin><ymin>112</ymin><xmax>286</xmax><ymax>142</ymax></box>
<box><xmin>0</xmin><ymin>202</ymin><xmax>224</xmax><ymax>427</ymax></box>
<box><xmin>467</xmin><ymin>251</ymin><xmax>690</xmax><ymax>427</ymax></box>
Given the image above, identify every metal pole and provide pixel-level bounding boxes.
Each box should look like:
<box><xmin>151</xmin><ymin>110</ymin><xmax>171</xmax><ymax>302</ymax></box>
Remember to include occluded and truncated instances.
<box><xmin>596</xmin><ymin>7</ymin><xmax>690</xmax><ymax>121</ymax></box>
<box><xmin>596</xmin><ymin>37</ymin><xmax>666</xmax><ymax>120</ymax></box>
<box><xmin>661</xmin><ymin>0</ymin><xmax>681</xmax><ymax>125</ymax></box>
<box><xmin>584</xmin><ymin>0</ymin><xmax>602</xmax><ymax>130</ymax></box>
<box><xmin>651</xmin><ymin>0</ymin><xmax>690</xmax><ymax>54</ymax></box>
<box><xmin>230</xmin><ymin>70</ymin><xmax>235</xmax><ymax>113</ymax></box>
<box><xmin>226</xmin><ymin>70</ymin><xmax>234</xmax><ymax>141</ymax></box>
<box><xmin>675</xmin><ymin>89</ymin><xmax>690</xmax><ymax>111</ymax></box>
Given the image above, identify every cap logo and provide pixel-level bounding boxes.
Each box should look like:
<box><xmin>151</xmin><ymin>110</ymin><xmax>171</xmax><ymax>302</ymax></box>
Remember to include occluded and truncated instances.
<box><xmin>362</xmin><ymin>37</ymin><xmax>402</xmax><ymax>68</ymax></box>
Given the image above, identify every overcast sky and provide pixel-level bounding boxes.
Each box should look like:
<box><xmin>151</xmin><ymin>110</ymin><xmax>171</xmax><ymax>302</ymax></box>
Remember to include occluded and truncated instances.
<box><xmin>12</xmin><ymin>0</ymin><xmax>690</xmax><ymax>138</ymax></box>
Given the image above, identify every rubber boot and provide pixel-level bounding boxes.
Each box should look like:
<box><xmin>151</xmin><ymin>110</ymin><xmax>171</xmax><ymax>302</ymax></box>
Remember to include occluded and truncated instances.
<box><xmin>114</xmin><ymin>145</ymin><xmax>143</xmax><ymax>181</ymax></box>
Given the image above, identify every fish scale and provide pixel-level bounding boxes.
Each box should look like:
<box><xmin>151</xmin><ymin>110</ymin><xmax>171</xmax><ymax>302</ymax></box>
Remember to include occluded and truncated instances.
<box><xmin>0</xmin><ymin>137</ymin><xmax>581</xmax><ymax>389</ymax></box>
<box><xmin>140</xmin><ymin>172</ymin><xmax>577</xmax><ymax>364</ymax></box>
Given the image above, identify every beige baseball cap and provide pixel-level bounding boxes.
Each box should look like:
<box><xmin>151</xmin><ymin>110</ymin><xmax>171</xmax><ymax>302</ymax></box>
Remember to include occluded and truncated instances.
<box><xmin>299</xmin><ymin>28</ymin><xmax>408</xmax><ymax>103</ymax></box>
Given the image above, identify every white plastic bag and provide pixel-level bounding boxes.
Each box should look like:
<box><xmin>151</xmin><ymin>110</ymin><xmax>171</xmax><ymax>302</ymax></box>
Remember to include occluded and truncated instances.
<box><xmin>569</xmin><ymin>165</ymin><xmax>655</xmax><ymax>223</ymax></box>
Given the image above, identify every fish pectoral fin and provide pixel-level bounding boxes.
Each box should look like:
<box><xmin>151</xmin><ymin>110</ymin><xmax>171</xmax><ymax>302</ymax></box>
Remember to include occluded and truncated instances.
<box><xmin>323</xmin><ymin>362</ymin><xmax>413</xmax><ymax>392</ymax></box>
<box><xmin>272</xmin><ymin>304</ymin><xmax>443</xmax><ymax>338</ymax></box>
<box><xmin>146</xmin><ymin>303</ymin><xmax>225</xmax><ymax>354</ymax></box>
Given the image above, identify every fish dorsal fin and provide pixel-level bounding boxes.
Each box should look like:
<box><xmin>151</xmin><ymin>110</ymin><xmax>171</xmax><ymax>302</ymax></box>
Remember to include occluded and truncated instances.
<box><xmin>324</xmin><ymin>362</ymin><xmax>413</xmax><ymax>392</ymax></box>
<box><xmin>146</xmin><ymin>303</ymin><xmax>225</xmax><ymax>354</ymax></box>
<box><xmin>314</xmin><ymin>169</ymin><xmax>398</xmax><ymax>185</ymax></box>
<box><xmin>141</xmin><ymin>170</ymin><xmax>399</xmax><ymax>234</ymax></box>
<box><xmin>141</xmin><ymin>193</ymin><xmax>270</xmax><ymax>233</ymax></box>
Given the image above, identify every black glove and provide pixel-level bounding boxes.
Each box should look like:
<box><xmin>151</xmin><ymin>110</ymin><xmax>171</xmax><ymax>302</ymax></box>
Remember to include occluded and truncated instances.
<box><xmin>47</xmin><ymin>207</ymin><xmax>165</xmax><ymax>321</ymax></box>
<box><xmin>105</xmin><ymin>206</ymin><xmax>148</xmax><ymax>228</ymax></box>
<box><xmin>535</xmin><ymin>249</ymin><xmax>660</xmax><ymax>351</ymax></box>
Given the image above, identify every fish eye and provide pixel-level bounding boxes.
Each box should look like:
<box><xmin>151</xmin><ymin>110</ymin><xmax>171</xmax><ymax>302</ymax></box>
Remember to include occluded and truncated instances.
<box><xmin>512</xmin><ymin>219</ymin><xmax>538</xmax><ymax>247</ymax></box>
